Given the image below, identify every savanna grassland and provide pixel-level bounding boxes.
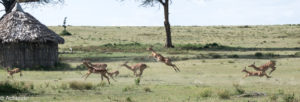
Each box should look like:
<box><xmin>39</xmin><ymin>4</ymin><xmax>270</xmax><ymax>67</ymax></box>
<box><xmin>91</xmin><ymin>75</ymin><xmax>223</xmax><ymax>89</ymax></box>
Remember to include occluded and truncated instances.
<box><xmin>1</xmin><ymin>25</ymin><xmax>300</xmax><ymax>102</ymax></box>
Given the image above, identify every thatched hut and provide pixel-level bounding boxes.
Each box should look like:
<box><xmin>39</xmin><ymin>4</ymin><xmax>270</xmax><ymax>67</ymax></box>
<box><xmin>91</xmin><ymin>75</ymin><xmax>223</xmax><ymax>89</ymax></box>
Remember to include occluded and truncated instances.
<box><xmin>0</xmin><ymin>3</ymin><xmax>64</xmax><ymax>68</ymax></box>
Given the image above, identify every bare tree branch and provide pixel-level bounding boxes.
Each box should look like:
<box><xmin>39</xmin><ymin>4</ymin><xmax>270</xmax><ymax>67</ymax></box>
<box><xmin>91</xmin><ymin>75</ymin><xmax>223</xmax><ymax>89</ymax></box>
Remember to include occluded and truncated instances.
<box><xmin>158</xmin><ymin>0</ymin><xmax>165</xmax><ymax>5</ymax></box>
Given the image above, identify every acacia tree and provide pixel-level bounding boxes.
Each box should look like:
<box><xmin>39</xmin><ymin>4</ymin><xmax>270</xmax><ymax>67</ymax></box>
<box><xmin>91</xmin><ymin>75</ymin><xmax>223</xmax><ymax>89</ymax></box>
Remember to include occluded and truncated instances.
<box><xmin>0</xmin><ymin>0</ymin><xmax>63</xmax><ymax>14</ymax></box>
<box><xmin>136</xmin><ymin>0</ymin><xmax>174</xmax><ymax>48</ymax></box>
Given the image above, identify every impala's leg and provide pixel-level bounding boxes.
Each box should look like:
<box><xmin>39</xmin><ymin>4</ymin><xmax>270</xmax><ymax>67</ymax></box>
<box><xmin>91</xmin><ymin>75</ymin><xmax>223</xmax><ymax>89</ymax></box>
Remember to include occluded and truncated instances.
<box><xmin>84</xmin><ymin>72</ymin><xmax>91</xmax><ymax>80</ymax></box>
<box><xmin>102</xmin><ymin>73</ymin><xmax>110</xmax><ymax>84</ymax></box>
<box><xmin>168</xmin><ymin>63</ymin><xmax>178</xmax><ymax>72</ymax></box>
<box><xmin>101</xmin><ymin>74</ymin><xmax>104</xmax><ymax>81</ymax></box>
<box><xmin>172</xmin><ymin>64</ymin><xmax>180</xmax><ymax>72</ymax></box>
<box><xmin>115</xmin><ymin>72</ymin><xmax>119</xmax><ymax>77</ymax></box>
<box><xmin>243</xmin><ymin>74</ymin><xmax>248</xmax><ymax>79</ymax></box>
<box><xmin>172</xmin><ymin>66</ymin><xmax>178</xmax><ymax>72</ymax></box>
<box><xmin>81</xmin><ymin>72</ymin><xmax>89</xmax><ymax>78</ymax></box>
<box><xmin>134</xmin><ymin>70</ymin><xmax>137</xmax><ymax>77</ymax></box>
<box><xmin>269</xmin><ymin>67</ymin><xmax>276</xmax><ymax>75</ymax></box>
<box><xmin>109</xmin><ymin>73</ymin><xmax>116</xmax><ymax>81</ymax></box>
<box><xmin>139</xmin><ymin>69</ymin><xmax>144</xmax><ymax>77</ymax></box>
<box><xmin>165</xmin><ymin>59</ymin><xmax>178</xmax><ymax>72</ymax></box>
<box><xmin>265</xmin><ymin>74</ymin><xmax>271</xmax><ymax>78</ymax></box>
<box><xmin>175</xmin><ymin>65</ymin><xmax>180</xmax><ymax>72</ymax></box>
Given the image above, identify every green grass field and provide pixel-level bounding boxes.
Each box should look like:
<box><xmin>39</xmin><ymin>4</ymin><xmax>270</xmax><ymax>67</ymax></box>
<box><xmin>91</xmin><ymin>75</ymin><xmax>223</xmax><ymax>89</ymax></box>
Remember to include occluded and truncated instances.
<box><xmin>1</xmin><ymin>25</ymin><xmax>300</xmax><ymax>102</ymax></box>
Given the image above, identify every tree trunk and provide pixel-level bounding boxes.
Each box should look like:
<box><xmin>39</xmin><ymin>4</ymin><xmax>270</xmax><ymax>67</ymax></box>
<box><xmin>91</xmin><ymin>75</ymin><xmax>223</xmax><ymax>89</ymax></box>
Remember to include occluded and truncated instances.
<box><xmin>163</xmin><ymin>0</ymin><xmax>174</xmax><ymax>48</ymax></box>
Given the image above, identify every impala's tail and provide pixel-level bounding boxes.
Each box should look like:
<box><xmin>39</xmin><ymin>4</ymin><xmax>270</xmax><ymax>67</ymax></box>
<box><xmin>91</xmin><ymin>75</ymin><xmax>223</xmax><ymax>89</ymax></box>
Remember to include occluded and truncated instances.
<box><xmin>6</xmin><ymin>67</ymin><xmax>9</xmax><ymax>72</ymax></box>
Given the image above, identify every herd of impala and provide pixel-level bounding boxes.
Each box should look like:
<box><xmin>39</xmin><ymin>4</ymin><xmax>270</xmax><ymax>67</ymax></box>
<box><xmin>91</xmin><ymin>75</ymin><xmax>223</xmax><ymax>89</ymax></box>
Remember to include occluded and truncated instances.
<box><xmin>4</xmin><ymin>47</ymin><xmax>277</xmax><ymax>84</ymax></box>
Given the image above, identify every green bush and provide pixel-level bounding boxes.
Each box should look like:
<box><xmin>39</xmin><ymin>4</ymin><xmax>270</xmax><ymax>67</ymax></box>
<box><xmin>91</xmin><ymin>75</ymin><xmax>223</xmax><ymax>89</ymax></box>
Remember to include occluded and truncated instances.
<box><xmin>60</xmin><ymin>83</ymin><xmax>68</xmax><ymax>90</ymax></box>
<box><xmin>199</xmin><ymin>88</ymin><xmax>213</xmax><ymax>97</ymax></box>
<box><xmin>60</xmin><ymin>29</ymin><xmax>72</xmax><ymax>36</ymax></box>
<box><xmin>135</xmin><ymin>78</ymin><xmax>141</xmax><ymax>85</ymax></box>
<box><xmin>238</xmin><ymin>25</ymin><xmax>251</xmax><ymax>28</ymax></box>
<box><xmin>75</xmin><ymin>64</ymin><xmax>87</xmax><ymax>70</ymax></box>
<box><xmin>228</xmin><ymin>60</ymin><xmax>235</xmax><ymax>63</ymax></box>
<box><xmin>209</xmin><ymin>53</ymin><xmax>222</xmax><ymax>59</ymax></box>
<box><xmin>294</xmin><ymin>52</ymin><xmax>300</xmax><ymax>57</ymax></box>
<box><xmin>233</xmin><ymin>83</ymin><xmax>245</xmax><ymax>95</ymax></box>
<box><xmin>143</xmin><ymin>87</ymin><xmax>152</xmax><ymax>92</ymax></box>
<box><xmin>98</xmin><ymin>42</ymin><xmax>147</xmax><ymax>52</ymax></box>
<box><xmin>269</xmin><ymin>94</ymin><xmax>278</xmax><ymax>102</ymax></box>
<box><xmin>228</xmin><ymin>54</ymin><xmax>239</xmax><ymax>58</ymax></box>
<box><xmin>178</xmin><ymin>43</ymin><xmax>203</xmax><ymax>50</ymax></box>
<box><xmin>69</xmin><ymin>81</ymin><xmax>95</xmax><ymax>90</ymax></box>
<box><xmin>126</xmin><ymin>97</ymin><xmax>133</xmax><ymax>102</ymax></box>
<box><xmin>96</xmin><ymin>82</ymin><xmax>108</xmax><ymax>87</ymax></box>
<box><xmin>177</xmin><ymin>43</ymin><xmax>225</xmax><ymax>50</ymax></box>
<box><xmin>283</xmin><ymin>93</ymin><xmax>297</xmax><ymax>102</ymax></box>
<box><xmin>278</xmin><ymin>89</ymin><xmax>285</xmax><ymax>95</ymax></box>
<box><xmin>0</xmin><ymin>81</ymin><xmax>32</xmax><ymax>95</ymax></box>
<box><xmin>123</xmin><ymin>86</ymin><xmax>134</xmax><ymax>92</ymax></box>
<box><xmin>217</xmin><ymin>89</ymin><xmax>230</xmax><ymax>99</ymax></box>
<box><xmin>255</xmin><ymin>52</ymin><xmax>263</xmax><ymax>58</ymax></box>
<box><xmin>265</xmin><ymin>53</ymin><xmax>280</xmax><ymax>57</ymax></box>
<box><xmin>204</xmin><ymin>43</ymin><xmax>224</xmax><ymax>49</ymax></box>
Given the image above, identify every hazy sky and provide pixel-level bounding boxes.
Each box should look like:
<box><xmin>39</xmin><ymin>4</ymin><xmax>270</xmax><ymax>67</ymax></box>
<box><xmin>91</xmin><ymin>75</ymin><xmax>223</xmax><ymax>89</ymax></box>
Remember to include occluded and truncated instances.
<box><xmin>0</xmin><ymin>0</ymin><xmax>299</xmax><ymax>26</ymax></box>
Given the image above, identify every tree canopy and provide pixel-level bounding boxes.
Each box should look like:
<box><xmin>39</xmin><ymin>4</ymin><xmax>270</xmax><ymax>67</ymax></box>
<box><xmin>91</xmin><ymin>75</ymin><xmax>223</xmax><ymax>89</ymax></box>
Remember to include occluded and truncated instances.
<box><xmin>0</xmin><ymin>0</ymin><xmax>64</xmax><ymax>14</ymax></box>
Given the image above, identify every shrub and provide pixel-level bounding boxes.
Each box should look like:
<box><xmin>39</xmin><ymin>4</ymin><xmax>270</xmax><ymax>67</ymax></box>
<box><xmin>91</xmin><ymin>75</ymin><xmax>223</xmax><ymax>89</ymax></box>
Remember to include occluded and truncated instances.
<box><xmin>294</xmin><ymin>52</ymin><xmax>300</xmax><ymax>57</ymax></box>
<box><xmin>255</xmin><ymin>52</ymin><xmax>263</xmax><ymax>58</ymax></box>
<box><xmin>269</xmin><ymin>94</ymin><xmax>278</xmax><ymax>102</ymax></box>
<box><xmin>60</xmin><ymin>83</ymin><xmax>68</xmax><ymax>90</ymax></box>
<box><xmin>178</xmin><ymin>43</ymin><xmax>203</xmax><ymax>50</ymax></box>
<box><xmin>209</xmin><ymin>53</ymin><xmax>222</xmax><ymax>59</ymax></box>
<box><xmin>135</xmin><ymin>78</ymin><xmax>141</xmax><ymax>86</ymax></box>
<box><xmin>233</xmin><ymin>83</ymin><xmax>245</xmax><ymax>95</ymax></box>
<box><xmin>75</xmin><ymin>64</ymin><xmax>86</xmax><ymax>70</ymax></box>
<box><xmin>123</xmin><ymin>86</ymin><xmax>134</xmax><ymax>92</ymax></box>
<box><xmin>204</xmin><ymin>43</ymin><xmax>223</xmax><ymax>49</ymax></box>
<box><xmin>199</xmin><ymin>88</ymin><xmax>213</xmax><ymax>97</ymax></box>
<box><xmin>238</xmin><ymin>25</ymin><xmax>251</xmax><ymax>28</ymax></box>
<box><xmin>228</xmin><ymin>54</ymin><xmax>239</xmax><ymax>58</ymax></box>
<box><xmin>99</xmin><ymin>42</ymin><xmax>146</xmax><ymax>52</ymax></box>
<box><xmin>228</xmin><ymin>60</ymin><xmax>235</xmax><ymax>63</ymax></box>
<box><xmin>217</xmin><ymin>90</ymin><xmax>230</xmax><ymax>99</ymax></box>
<box><xmin>283</xmin><ymin>93</ymin><xmax>297</xmax><ymax>102</ymax></box>
<box><xmin>126</xmin><ymin>97</ymin><xmax>133</xmax><ymax>102</ymax></box>
<box><xmin>45</xmin><ymin>82</ymin><xmax>50</xmax><ymax>88</ymax></box>
<box><xmin>60</xmin><ymin>29</ymin><xmax>72</xmax><ymax>36</ymax></box>
<box><xmin>69</xmin><ymin>81</ymin><xmax>95</xmax><ymax>90</ymax></box>
<box><xmin>278</xmin><ymin>89</ymin><xmax>285</xmax><ymax>95</ymax></box>
<box><xmin>266</xmin><ymin>53</ymin><xmax>280</xmax><ymax>58</ymax></box>
<box><xmin>0</xmin><ymin>81</ymin><xmax>32</xmax><ymax>95</ymax></box>
<box><xmin>143</xmin><ymin>87</ymin><xmax>152</xmax><ymax>92</ymax></box>
<box><xmin>177</xmin><ymin>43</ymin><xmax>225</xmax><ymax>50</ymax></box>
<box><xmin>96</xmin><ymin>82</ymin><xmax>108</xmax><ymax>87</ymax></box>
